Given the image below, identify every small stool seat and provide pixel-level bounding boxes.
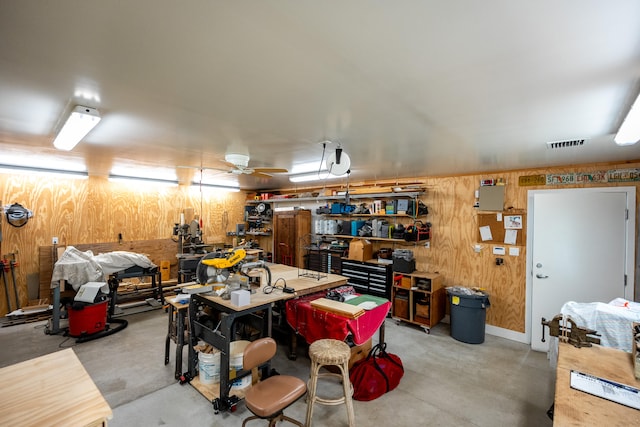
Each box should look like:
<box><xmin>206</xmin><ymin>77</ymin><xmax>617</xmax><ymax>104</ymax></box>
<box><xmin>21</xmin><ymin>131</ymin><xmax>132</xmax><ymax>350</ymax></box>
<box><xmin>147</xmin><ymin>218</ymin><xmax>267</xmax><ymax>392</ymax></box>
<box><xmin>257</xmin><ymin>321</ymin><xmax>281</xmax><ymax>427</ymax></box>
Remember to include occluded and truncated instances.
<box><xmin>305</xmin><ymin>339</ymin><xmax>355</xmax><ymax>427</ymax></box>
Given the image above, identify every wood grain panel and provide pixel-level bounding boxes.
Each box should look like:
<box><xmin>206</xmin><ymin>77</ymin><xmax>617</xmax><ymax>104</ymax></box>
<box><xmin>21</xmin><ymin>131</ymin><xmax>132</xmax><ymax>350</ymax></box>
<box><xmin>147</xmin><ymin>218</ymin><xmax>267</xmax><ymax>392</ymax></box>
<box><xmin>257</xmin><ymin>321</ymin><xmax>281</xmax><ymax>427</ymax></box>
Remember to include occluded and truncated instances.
<box><xmin>0</xmin><ymin>174</ymin><xmax>245</xmax><ymax>315</ymax></box>
<box><xmin>2</xmin><ymin>161</ymin><xmax>639</xmax><ymax>330</ymax></box>
<box><xmin>278</xmin><ymin>161</ymin><xmax>640</xmax><ymax>334</ymax></box>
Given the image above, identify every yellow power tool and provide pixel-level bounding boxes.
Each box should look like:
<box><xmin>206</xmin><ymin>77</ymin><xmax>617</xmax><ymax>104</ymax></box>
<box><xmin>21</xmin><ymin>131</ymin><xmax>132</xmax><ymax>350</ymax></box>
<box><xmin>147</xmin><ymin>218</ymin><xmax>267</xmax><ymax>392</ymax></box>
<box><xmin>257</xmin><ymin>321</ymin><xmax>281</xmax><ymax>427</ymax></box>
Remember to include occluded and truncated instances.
<box><xmin>196</xmin><ymin>247</ymin><xmax>271</xmax><ymax>288</ymax></box>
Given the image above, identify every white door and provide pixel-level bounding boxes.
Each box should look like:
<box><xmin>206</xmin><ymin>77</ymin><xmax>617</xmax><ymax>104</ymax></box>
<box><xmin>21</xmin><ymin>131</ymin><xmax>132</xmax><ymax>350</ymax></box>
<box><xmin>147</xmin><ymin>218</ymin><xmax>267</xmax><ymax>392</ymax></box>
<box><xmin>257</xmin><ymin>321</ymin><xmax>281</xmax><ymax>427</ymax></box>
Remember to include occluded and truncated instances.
<box><xmin>529</xmin><ymin>187</ymin><xmax>634</xmax><ymax>352</ymax></box>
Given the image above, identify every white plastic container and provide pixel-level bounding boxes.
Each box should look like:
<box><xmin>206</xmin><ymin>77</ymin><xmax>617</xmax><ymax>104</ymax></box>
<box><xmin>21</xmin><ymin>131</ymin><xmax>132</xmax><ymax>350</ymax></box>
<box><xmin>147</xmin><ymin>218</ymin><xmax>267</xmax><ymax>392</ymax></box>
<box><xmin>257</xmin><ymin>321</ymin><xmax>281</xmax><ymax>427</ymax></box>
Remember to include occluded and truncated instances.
<box><xmin>198</xmin><ymin>351</ymin><xmax>220</xmax><ymax>385</ymax></box>
<box><xmin>229</xmin><ymin>340</ymin><xmax>252</xmax><ymax>388</ymax></box>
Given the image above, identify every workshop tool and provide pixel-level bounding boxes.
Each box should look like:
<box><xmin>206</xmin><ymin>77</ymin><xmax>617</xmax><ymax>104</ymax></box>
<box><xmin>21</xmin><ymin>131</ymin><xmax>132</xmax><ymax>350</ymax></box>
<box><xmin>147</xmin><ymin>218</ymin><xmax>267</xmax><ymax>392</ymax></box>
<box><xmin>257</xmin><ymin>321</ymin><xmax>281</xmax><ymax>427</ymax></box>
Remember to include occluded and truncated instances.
<box><xmin>197</xmin><ymin>246</ymin><xmax>272</xmax><ymax>292</ymax></box>
<box><xmin>9</xmin><ymin>253</ymin><xmax>20</xmax><ymax>309</ymax></box>
<box><xmin>541</xmin><ymin>314</ymin><xmax>601</xmax><ymax>348</ymax></box>
<box><xmin>70</xmin><ymin>277</ymin><xmax>128</xmax><ymax>343</ymax></box>
<box><xmin>1</xmin><ymin>259</ymin><xmax>11</xmax><ymax>312</ymax></box>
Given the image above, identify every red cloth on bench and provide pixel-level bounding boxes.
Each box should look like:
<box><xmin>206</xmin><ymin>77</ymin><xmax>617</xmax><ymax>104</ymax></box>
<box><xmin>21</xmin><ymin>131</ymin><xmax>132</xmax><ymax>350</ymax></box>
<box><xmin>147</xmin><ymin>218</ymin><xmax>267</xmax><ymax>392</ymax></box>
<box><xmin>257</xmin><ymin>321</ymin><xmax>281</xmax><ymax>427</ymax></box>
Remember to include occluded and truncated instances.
<box><xmin>285</xmin><ymin>292</ymin><xmax>391</xmax><ymax>345</ymax></box>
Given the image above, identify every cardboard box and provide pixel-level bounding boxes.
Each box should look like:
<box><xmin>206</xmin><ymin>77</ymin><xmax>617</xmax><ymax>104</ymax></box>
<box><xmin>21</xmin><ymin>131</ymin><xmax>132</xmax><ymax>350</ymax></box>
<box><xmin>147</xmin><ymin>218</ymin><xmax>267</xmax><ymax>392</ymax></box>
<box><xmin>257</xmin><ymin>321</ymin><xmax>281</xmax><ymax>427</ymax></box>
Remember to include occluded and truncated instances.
<box><xmin>349</xmin><ymin>338</ymin><xmax>372</xmax><ymax>369</ymax></box>
<box><xmin>327</xmin><ymin>338</ymin><xmax>373</xmax><ymax>372</ymax></box>
<box><xmin>394</xmin><ymin>295</ymin><xmax>409</xmax><ymax>319</ymax></box>
<box><xmin>348</xmin><ymin>239</ymin><xmax>373</xmax><ymax>261</ymax></box>
<box><xmin>415</xmin><ymin>299</ymin><xmax>430</xmax><ymax>318</ymax></box>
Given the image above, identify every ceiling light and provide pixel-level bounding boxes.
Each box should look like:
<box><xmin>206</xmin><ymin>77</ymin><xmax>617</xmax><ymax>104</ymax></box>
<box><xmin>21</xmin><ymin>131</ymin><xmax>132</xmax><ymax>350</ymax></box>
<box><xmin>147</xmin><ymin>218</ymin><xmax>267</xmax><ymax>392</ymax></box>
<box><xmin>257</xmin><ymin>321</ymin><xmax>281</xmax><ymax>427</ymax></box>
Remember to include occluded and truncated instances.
<box><xmin>108</xmin><ymin>174</ymin><xmax>178</xmax><ymax>186</ymax></box>
<box><xmin>289</xmin><ymin>171</ymin><xmax>347</xmax><ymax>183</ymax></box>
<box><xmin>53</xmin><ymin>105</ymin><xmax>101</xmax><ymax>151</ymax></box>
<box><xmin>0</xmin><ymin>164</ymin><xmax>88</xmax><ymax>178</ymax></box>
<box><xmin>615</xmin><ymin>93</ymin><xmax>640</xmax><ymax>146</ymax></box>
<box><xmin>191</xmin><ymin>182</ymin><xmax>240</xmax><ymax>192</ymax></box>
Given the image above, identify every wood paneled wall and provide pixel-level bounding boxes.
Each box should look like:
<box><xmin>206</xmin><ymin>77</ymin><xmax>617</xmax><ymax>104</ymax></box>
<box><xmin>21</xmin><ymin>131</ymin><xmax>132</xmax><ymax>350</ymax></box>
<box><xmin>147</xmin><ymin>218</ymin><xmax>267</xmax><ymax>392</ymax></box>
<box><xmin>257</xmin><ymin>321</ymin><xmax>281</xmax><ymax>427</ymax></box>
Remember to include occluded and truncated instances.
<box><xmin>281</xmin><ymin>160</ymin><xmax>640</xmax><ymax>334</ymax></box>
<box><xmin>0</xmin><ymin>174</ymin><xmax>245</xmax><ymax>314</ymax></box>
<box><xmin>1</xmin><ymin>161</ymin><xmax>639</xmax><ymax>333</ymax></box>
<box><xmin>416</xmin><ymin>163</ymin><xmax>640</xmax><ymax>332</ymax></box>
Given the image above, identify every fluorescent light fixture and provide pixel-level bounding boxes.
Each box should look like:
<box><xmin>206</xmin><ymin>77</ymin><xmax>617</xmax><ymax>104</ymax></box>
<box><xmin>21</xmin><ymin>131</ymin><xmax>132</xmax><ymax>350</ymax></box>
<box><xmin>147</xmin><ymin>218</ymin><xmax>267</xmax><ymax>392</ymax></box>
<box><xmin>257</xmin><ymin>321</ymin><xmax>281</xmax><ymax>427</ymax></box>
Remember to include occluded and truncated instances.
<box><xmin>289</xmin><ymin>171</ymin><xmax>347</xmax><ymax>183</ymax></box>
<box><xmin>290</xmin><ymin>161</ymin><xmax>324</xmax><ymax>175</ymax></box>
<box><xmin>615</xmin><ymin>93</ymin><xmax>640</xmax><ymax>146</ymax></box>
<box><xmin>0</xmin><ymin>163</ymin><xmax>88</xmax><ymax>178</ymax></box>
<box><xmin>53</xmin><ymin>105</ymin><xmax>101</xmax><ymax>151</ymax></box>
<box><xmin>108</xmin><ymin>174</ymin><xmax>178</xmax><ymax>186</ymax></box>
<box><xmin>191</xmin><ymin>182</ymin><xmax>240</xmax><ymax>192</ymax></box>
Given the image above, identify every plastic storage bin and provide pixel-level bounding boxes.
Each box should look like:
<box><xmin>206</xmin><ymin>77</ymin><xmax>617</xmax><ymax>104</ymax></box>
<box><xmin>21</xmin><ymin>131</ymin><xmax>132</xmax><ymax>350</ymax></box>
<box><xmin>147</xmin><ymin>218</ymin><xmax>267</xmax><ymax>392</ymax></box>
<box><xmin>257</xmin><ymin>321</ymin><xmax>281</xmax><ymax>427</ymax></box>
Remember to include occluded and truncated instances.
<box><xmin>447</xmin><ymin>288</ymin><xmax>490</xmax><ymax>344</ymax></box>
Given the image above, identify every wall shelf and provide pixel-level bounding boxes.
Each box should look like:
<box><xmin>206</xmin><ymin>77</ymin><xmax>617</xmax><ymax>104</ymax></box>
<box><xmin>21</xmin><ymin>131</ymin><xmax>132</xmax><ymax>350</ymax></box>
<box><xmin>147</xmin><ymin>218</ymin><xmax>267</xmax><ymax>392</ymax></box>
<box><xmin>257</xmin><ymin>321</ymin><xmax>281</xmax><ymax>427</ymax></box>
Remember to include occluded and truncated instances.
<box><xmin>315</xmin><ymin>233</ymin><xmax>420</xmax><ymax>245</ymax></box>
<box><xmin>247</xmin><ymin>191</ymin><xmax>424</xmax><ymax>204</ymax></box>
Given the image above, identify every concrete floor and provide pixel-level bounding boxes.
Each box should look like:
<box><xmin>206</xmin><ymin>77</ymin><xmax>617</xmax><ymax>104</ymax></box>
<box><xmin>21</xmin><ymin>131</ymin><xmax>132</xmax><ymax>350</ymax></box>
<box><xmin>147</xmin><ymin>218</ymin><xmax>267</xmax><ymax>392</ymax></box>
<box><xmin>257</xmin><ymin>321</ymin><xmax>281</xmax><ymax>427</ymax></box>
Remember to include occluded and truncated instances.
<box><xmin>0</xmin><ymin>309</ymin><xmax>555</xmax><ymax>427</ymax></box>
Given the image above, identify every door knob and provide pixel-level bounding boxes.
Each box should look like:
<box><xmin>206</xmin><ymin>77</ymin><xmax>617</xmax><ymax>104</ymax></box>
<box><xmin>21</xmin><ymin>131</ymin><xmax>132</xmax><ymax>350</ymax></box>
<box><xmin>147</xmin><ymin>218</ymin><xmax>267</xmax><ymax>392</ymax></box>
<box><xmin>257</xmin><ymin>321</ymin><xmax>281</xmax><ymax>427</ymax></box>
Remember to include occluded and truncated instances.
<box><xmin>536</xmin><ymin>273</ymin><xmax>549</xmax><ymax>279</ymax></box>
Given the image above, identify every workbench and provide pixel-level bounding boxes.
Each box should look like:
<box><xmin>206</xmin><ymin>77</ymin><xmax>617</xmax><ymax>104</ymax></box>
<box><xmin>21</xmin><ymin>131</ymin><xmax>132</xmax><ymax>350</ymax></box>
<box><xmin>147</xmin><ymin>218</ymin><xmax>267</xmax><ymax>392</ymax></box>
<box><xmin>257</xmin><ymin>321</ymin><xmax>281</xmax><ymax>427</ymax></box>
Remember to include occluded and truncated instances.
<box><xmin>554</xmin><ymin>342</ymin><xmax>640</xmax><ymax>426</ymax></box>
<box><xmin>0</xmin><ymin>348</ymin><xmax>112</xmax><ymax>426</ymax></box>
<box><xmin>186</xmin><ymin>263</ymin><xmax>347</xmax><ymax>413</ymax></box>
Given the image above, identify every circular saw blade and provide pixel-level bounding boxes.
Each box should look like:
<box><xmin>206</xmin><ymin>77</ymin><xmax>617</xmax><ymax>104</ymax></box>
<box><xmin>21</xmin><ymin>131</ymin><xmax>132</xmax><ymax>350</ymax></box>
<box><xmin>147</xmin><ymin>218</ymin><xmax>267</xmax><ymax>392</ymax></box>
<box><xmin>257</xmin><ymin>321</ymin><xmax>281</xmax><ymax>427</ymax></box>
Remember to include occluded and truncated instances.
<box><xmin>210</xmin><ymin>267</ymin><xmax>230</xmax><ymax>284</ymax></box>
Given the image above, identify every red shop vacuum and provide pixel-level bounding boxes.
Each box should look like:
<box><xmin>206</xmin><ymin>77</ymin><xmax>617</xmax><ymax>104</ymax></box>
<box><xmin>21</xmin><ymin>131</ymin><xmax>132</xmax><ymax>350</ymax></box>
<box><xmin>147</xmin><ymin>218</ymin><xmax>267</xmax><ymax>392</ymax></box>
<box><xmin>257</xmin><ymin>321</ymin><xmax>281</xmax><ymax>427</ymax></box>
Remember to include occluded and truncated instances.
<box><xmin>67</xmin><ymin>282</ymin><xmax>127</xmax><ymax>343</ymax></box>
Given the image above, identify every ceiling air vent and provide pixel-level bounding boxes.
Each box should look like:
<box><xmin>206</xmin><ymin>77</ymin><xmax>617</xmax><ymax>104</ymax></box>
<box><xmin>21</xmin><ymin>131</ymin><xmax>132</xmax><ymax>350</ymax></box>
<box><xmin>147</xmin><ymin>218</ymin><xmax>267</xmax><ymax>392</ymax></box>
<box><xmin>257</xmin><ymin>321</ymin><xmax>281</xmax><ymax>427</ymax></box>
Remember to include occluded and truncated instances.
<box><xmin>546</xmin><ymin>139</ymin><xmax>585</xmax><ymax>149</ymax></box>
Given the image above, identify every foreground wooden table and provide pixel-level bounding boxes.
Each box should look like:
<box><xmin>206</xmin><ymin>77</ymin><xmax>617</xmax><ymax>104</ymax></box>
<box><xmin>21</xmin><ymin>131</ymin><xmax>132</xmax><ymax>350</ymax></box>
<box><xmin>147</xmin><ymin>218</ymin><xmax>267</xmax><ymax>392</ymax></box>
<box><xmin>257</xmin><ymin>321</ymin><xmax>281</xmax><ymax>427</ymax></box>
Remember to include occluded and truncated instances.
<box><xmin>554</xmin><ymin>342</ymin><xmax>640</xmax><ymax>426</ymax></box>
<box><xmin>0</xmin><ymin>348</ymin><xmax>112</xmax><ymax>426</ymax></box>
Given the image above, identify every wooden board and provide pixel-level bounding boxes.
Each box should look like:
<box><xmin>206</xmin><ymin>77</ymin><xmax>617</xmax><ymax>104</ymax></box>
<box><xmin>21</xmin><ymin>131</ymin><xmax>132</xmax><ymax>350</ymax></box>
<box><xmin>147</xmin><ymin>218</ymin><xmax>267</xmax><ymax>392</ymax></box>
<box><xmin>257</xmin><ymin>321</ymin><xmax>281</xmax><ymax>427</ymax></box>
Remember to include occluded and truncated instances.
<box><xmin>311</xmin><ymin>297</ymin><xmax>365</xmax><ymax>319</ymax></box>
<box><xmin>554</xmin><ymin>343</ymin><xmax>640</xmax><ymax>426</ymax></box>
<box><xmin>0</xmin><ymin>348</ymin><xmax>112</xmax><ymax>426</ymax></box>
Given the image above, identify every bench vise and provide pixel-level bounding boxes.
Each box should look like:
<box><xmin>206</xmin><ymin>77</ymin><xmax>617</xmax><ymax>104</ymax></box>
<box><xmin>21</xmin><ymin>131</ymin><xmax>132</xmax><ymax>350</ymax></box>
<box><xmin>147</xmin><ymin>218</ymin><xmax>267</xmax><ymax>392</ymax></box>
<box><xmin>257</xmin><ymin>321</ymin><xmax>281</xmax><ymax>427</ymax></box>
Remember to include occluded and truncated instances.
<box><xmin>541</xmin><ymin>314</ymin><xmax>601</xmax><ymax>348</ymax></box>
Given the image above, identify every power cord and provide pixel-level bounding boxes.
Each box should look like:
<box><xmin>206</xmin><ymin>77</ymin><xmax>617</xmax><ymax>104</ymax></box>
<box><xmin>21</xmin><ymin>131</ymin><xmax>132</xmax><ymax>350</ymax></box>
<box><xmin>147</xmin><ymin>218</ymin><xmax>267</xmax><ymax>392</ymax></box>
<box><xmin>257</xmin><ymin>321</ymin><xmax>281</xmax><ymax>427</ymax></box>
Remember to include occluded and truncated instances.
<box><xmin>263</xmin><ymin>277</ymin><xmax>295</xmax><ymax>294</ymax></box>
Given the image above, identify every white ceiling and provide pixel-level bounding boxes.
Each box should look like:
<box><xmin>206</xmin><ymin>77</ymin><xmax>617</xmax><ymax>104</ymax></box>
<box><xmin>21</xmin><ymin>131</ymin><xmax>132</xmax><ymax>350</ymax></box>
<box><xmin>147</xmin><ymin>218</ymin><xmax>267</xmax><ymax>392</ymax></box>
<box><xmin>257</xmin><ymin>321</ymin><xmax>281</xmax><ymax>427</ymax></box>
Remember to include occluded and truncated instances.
<box><xmin>1</xmin><ymin>1</ymin><xmax>640</xmax><ymax>190</ymax></box>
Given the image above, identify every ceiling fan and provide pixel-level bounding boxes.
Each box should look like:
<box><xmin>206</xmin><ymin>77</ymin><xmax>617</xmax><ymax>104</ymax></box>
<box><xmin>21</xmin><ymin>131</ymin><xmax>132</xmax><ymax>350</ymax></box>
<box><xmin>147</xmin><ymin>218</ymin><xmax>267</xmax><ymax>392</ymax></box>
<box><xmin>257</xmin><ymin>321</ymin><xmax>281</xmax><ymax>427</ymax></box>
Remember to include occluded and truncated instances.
<box><xmin>221</xmin><ymin>153</ymin><xmax>288</xmax><ymax>178</ymax></box>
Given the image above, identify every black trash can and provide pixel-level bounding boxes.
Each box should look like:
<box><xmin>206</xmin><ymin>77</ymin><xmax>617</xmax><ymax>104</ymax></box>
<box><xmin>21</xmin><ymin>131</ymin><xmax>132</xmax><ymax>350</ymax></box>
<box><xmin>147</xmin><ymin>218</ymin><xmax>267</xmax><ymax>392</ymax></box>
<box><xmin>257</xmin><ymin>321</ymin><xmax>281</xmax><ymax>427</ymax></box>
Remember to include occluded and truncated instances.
<box><xmin>447</xmin><ymin>288</ymin><xmax>490</xmax><ymax>344</ymax></box>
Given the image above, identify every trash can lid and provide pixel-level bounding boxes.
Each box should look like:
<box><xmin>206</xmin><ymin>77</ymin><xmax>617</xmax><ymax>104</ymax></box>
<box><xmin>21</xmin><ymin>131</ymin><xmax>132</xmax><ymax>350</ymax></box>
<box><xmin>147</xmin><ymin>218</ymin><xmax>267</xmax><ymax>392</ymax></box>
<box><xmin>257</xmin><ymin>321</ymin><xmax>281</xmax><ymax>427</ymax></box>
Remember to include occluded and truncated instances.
<box><xmin>446</xmin><ymin>286</ymin><xmax>489</xmax><ymax>298</ymax></box>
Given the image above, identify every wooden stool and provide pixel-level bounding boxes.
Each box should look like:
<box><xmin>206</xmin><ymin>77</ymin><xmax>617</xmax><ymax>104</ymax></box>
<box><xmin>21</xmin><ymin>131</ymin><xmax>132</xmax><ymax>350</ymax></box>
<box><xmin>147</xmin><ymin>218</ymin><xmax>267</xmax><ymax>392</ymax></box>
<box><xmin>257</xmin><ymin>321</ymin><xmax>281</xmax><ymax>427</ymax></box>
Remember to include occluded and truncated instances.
<box><xmin>305</xmin><ymin>339</ymin><xmax>355</xmax><ymax>427</ymax></box>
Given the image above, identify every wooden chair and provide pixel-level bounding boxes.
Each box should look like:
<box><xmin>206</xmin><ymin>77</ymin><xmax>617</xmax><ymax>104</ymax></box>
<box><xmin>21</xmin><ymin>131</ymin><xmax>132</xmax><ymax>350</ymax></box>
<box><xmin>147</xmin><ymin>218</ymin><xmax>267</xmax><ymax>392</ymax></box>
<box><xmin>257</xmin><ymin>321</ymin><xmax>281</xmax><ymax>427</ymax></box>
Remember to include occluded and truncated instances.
<box><xmin>241</xmin><ymin>337</ymin><xmax>306</xmax><ymax>427</ymax></box>
<box><xmin>279</xmin><ymin>242</ymin><xmax>293</xmax><ymax>266</ymax></box>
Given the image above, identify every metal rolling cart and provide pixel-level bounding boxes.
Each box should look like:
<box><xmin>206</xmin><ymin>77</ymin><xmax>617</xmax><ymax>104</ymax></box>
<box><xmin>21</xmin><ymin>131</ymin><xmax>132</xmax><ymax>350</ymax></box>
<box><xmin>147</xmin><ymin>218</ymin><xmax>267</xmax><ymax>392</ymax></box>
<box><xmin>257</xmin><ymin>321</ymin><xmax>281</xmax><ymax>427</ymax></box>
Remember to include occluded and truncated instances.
<box><xmin>186</xmin><ymin>292</ymin><xmax>274</xmax><ymax>413</ymax></box>
<box><xmin>184</xmin><ymin>263</ymin><xmax>349</xmax><ymax>414</ymax></box>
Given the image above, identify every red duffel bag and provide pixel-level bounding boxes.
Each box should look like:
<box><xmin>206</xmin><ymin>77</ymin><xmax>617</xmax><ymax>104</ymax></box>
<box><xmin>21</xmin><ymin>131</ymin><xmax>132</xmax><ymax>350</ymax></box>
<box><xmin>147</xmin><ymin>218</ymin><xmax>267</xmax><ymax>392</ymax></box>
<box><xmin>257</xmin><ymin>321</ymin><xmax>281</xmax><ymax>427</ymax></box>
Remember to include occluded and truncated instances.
<box><xmin>349</xmin><ymin>342</ymin><xmax>404</xmax><ymax>401</ymax></box>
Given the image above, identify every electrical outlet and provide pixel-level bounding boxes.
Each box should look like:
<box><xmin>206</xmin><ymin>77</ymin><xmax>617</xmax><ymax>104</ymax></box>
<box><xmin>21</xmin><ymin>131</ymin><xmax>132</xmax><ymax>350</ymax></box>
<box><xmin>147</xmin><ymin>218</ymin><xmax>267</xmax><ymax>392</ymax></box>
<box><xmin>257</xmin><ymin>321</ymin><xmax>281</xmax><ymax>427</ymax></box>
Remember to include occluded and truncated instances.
<box><xmin>52</xmin><ymin>237</ymin><xmax>58</xmax><ymax>245</ymax></box>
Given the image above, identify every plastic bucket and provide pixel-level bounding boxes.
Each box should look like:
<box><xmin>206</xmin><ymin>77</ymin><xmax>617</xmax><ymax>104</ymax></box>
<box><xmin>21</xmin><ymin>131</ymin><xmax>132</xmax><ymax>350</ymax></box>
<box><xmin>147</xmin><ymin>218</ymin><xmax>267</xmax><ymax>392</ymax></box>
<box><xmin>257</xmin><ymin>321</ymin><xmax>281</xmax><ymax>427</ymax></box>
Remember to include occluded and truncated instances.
<box><xmin>230</xmin><ymin>340</ymin><xmax>251</xmax><ymax>388</ymax></box>
<box><xmin>198</xmin><ymin>351</ymin><xmax>220</xmax><ymax>385</ymax></box>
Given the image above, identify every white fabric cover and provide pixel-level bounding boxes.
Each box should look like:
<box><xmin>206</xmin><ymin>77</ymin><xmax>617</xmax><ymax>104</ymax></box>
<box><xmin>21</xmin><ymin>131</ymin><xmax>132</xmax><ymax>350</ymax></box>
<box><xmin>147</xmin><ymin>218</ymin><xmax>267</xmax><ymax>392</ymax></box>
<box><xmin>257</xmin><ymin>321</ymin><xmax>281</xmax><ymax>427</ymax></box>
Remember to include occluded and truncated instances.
<box><xmin>50</xmin><ymin>246</ymin><xmax>103</xmax><ymax>290</ymax></box>
<box><xmin>560</xmin><ymin>298</ymin><xmax>640</xmax><ymax>351</ymax></box>
<box><xmin>92</xmin><ymin>251</ymin><xmax>156</xmax><ymax>275</ymax></box>
<box><xmin>51</xmin><ymin>246</ymin><xmax>156</xmax><ymax>291</ymax></box>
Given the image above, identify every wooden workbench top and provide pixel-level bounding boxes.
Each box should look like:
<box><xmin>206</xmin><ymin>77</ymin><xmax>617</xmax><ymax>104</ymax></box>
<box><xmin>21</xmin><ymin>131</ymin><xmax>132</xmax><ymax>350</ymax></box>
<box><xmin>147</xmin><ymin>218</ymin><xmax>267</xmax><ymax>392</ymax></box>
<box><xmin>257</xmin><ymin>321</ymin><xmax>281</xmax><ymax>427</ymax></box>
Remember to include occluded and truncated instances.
<box><xmin>554</xmin><ymin>343</ymin><xmax>640</xmax><ymax>426</ymax></box>
<box><xmin>0</xmin><ymin>348</ymin><xmax>112</xmax><ymax>427</ymax></box>
<box><xmin>194</xmin><ymin>263</ymin><xmax>347</xmax><ymax>311</ymax></box>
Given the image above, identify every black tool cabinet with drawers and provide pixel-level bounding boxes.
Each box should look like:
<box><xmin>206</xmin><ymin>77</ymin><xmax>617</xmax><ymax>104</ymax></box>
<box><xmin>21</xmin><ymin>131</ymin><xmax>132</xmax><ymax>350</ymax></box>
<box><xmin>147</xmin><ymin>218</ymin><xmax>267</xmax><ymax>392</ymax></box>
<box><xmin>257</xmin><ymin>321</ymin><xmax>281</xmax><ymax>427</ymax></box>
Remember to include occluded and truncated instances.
<box><xmin>339</xmin><ymin>259</ymin><xmax>392</xmax><ymax>299</ymax></box>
